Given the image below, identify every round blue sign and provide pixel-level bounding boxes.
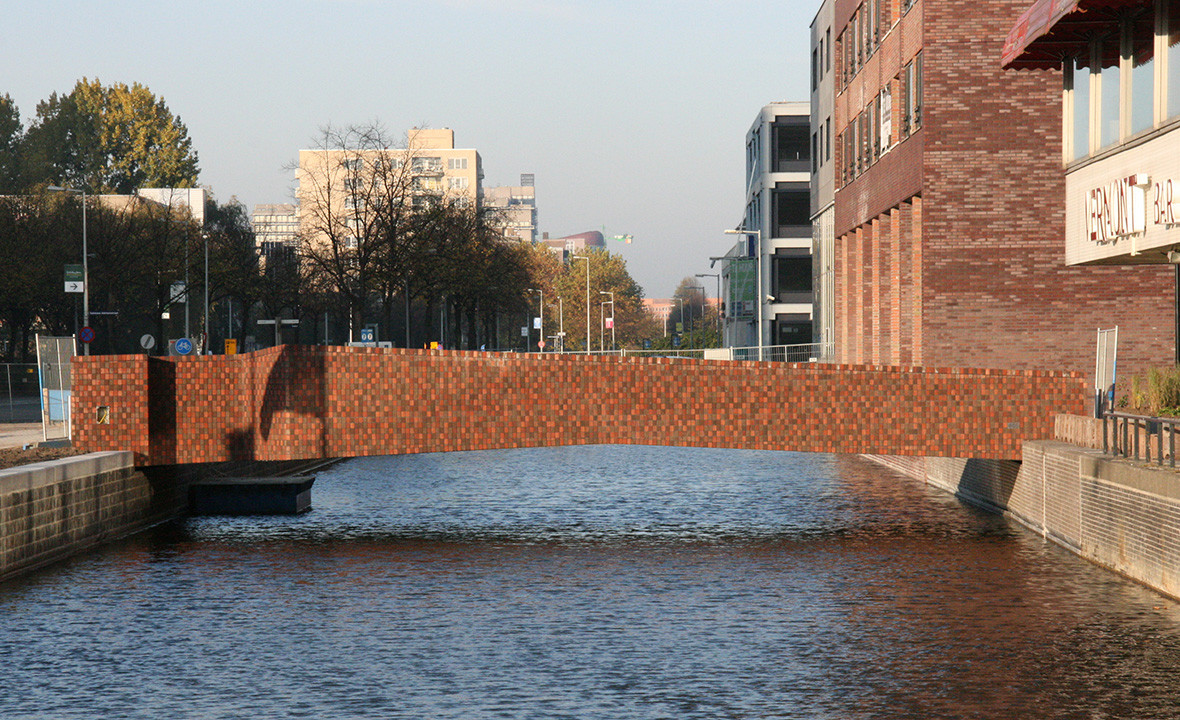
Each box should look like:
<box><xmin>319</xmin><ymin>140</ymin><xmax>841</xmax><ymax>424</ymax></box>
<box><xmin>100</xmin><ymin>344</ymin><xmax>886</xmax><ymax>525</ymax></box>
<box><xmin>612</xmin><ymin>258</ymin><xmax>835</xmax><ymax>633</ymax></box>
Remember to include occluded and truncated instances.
<box><xmin>175</xmin><ymin>338</ymin><xmax>193</xmax><ymax>355</ymax></box>
<box><xmin>78</xmin><ymin>326</ymin><xmax>95</xmax><ymax>344</ymax></box>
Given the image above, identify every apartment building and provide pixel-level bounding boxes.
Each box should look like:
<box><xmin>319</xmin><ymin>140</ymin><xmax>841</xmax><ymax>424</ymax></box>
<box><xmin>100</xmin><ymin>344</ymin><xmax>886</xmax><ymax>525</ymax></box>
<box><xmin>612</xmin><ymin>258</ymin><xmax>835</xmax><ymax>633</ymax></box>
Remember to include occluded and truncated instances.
<box><xmin>811</xmin><ymin>0</ymin><xmax>837</xmax><ymax>356</ymax></box>
<box><xmin>724</xmin><ymin>102</ymin><xmax>814</xmax><ymax>349</ymax></box>
<box><xmin>821</xmin><ymin>0</ymin><xmax>1173</xmax><ymax>373</ymax></box>
<box><xmin>252</xmin><ymin>203</ymin><xmax>298</xmax><ymax>258</ymax></box>
<box><xmin>484</xmin><ymin>175</ymin><xmax>537</xmax><ymax>243</ymax></box>
<box><xmin>296</xmin><ymin>128</ymin><xmax>482</xmax><ymax>249</ymax></box>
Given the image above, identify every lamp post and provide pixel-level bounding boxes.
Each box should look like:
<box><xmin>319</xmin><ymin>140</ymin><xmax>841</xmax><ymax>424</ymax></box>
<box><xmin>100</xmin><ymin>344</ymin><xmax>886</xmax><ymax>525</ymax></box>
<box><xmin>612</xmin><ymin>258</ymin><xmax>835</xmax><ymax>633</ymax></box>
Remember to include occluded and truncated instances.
<box><xmin>724</xmin><ymin>227</ymin><xmax>763</xmax><ymax>361</ymax></box>
<box><xmin>557</xmin><ymin>297</ymin><xmax>564</xmax><ymax>353</ymax></box>
<box><xmin>689</xmin><ymin>285</ymin><xmax>706</xmax><ymax>348</ymax></box>
<box><xmin>571</xmin><ymin>256</ymin><xmax>590</xmax><ymax>354</ymax></box>
<box><xmin>47</xmin><ymin>186</ymin><xmax>89</xmax><ymax>356</ymax></box>
<box><xmin>696</xmin><ymin>273</ymin><xmax>720</xmax><ymax>344</ymax></box>
<box><xmin>203</xmin><ymin>232</ymin><xmax>210</xmax><ymax>354</ymax></box>
<box><xmin>527</xmin><ymin>288</ymin><xmax>543</xmax><ymax>352</ymax></box>
<box><xmin>599</xmin><ymin>291</ymin><xmax>614</xmax><ymax>352</ymax></box>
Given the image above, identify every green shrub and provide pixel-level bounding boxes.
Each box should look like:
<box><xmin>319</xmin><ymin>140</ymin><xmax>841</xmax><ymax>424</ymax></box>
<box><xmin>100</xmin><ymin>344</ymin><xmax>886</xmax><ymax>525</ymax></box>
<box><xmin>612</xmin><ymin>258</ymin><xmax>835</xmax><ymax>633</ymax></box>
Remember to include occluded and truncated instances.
<box><xmin>1126</xmin><ymin>365</ymin><xmax>1180</xmax><ymax>416</ymax></box>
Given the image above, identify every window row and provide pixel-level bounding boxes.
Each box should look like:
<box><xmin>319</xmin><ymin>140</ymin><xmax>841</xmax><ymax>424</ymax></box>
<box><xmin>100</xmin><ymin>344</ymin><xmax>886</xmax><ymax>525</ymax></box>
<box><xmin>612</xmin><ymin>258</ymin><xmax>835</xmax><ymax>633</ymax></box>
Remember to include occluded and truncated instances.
<box><xmin>1066</xmin><ymin>0</ymin><xmax>1180</xmax><ymax>162</ymax></box>
<box><xmin>838</xmin><ymin>54</ymin><xmax>922</xmax><ymax>186</ymax></box>
<box><xmin>812</xmin><ymin>27</ymin><xmax>833</xmax><ymax>92</ymax></box>
<box><xmin>838</xmin><ymin>0</ymin><xmax>914</xmax><ymax>91</ymax></box>
<box><xmin>811</xmin><ymin>117</ymin><xmax>833</xmax><ymax>174</ymax></box>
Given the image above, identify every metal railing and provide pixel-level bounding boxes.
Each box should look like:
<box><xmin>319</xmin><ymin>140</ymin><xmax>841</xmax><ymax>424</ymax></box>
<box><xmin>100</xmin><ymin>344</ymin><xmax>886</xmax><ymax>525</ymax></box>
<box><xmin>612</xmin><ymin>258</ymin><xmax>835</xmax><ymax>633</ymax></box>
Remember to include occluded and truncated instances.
<box><xmin>0</xmin><ymin>364</ymin><xmax>40</xmax><ymax>423</ymax></box>
<box><xmin>557</xmin><ymin>343</ymin><xmax>827</xmax><ymax>362</ymax></box>
<box><xmin>1103</xmin><ymin>411</ymin><xmax>1180</xmax><ymax>467</ymax></box>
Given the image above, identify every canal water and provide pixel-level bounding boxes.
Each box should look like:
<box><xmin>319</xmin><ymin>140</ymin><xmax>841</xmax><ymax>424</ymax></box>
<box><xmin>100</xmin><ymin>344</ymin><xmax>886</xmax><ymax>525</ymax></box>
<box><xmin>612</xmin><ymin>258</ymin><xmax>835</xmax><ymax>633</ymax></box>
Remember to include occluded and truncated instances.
<box><xmin>4</xmin><ymin>446</ymin><xmax>1180</xmax><ymax>719</ymax></box>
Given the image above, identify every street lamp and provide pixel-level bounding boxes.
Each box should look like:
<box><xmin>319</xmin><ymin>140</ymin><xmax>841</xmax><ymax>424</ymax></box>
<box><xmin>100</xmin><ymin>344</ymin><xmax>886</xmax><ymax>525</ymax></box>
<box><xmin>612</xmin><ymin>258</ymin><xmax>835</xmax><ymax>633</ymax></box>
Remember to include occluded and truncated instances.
<box><xmin>571</xmin><ymin>256</ymin><xmax>590</xmax><ymax>355</ymax></box>
<box><xmin>724</xmin><ymin>227</ymin><xmax>763</xmax><ymax>361</ymax></box>
<box><xmin>696</xmin><ymin>273</ymin><xmax>720</xmax><ymax>343</ymax></box>
<box><xmin>599</xmin><ymin>291</ymin><xmax>614</xmax><ymax>352</ymax></box>
<box><xmin>527</xmin><ymin>288</ymin><xmax>543</xmax><ymax>352</ymax></box>
<box><xmin>689</xmin><ymin>285</ymin><xmax>706</xmax><ymax>348</ymax></box>
<box><xmin>47</xmin><ymin>186</ymin><xmax>89</xmax><ymax>356</ymax></box>
<box><xmin>557</xmin><ymin>297</ymin><xmax>564</xmax><ymax>353</ymax></box>
<box><xmin>203</xmin><ymin>232</ymin><xmax>210</xmax><ymax>354</ymax></box>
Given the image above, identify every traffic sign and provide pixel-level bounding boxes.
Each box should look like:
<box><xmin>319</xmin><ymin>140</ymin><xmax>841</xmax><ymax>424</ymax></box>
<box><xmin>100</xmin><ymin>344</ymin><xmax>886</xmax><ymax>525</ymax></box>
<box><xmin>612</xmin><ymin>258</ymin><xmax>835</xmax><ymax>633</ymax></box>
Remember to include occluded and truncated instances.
<box><xmin>175</xmin><ymin>337</ymin><xmax>193</xmax><ymax>355</ymax></box>
<box><xmin>538</xmin><ymin>340</ymin><xmax>546</xmax><ymax>349</ymax></box>
<box><xmin>78</xmin><ymin>326</ymin><xmax>95</xmax><ymax>344</ymax></box>
<box><xmin>140</xmin><ymin>334</ymin><xmax>156</xmax><ymax>350</ymax></box>
<box><xmin>64</xmin><ymin>264</ymin><xmax>83</xmax><ymax>292</ymax></box>
<box><xmin>360</xmin><ymin>328</ymin><xmax>374</xmax><ymax>342</ymax></box>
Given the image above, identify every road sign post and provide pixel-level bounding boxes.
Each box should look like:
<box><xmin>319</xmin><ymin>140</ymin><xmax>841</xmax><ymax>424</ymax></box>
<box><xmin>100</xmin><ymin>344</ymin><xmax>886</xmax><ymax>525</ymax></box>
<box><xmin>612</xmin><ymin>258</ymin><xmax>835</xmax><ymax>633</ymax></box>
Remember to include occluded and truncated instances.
<box><xmin>64</xmin><ymin>264</ymin><xmax>83</xmax><ymax>294</ymax></box>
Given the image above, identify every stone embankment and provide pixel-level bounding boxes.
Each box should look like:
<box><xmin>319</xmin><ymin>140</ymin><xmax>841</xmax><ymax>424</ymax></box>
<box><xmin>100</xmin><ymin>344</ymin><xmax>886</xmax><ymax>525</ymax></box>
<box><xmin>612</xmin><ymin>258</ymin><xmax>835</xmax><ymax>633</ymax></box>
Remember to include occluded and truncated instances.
<box><xmin>867</xmin><ymin>413</ymin><xmax>1180</xmax><ymax>600</ymax></box>
<box><xmin>0</xmin><ymin>452</ymin><xmax>185</xmax><ymax>584</ymax></box>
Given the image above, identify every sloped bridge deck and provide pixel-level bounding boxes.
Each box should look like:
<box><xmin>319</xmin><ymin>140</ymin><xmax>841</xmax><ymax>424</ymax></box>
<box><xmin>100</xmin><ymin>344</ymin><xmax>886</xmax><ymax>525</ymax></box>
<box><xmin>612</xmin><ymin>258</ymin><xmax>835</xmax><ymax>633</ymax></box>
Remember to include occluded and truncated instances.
<box><xmin>72</xmin><ymin>346</ymin><xmax>1088</xmax><ymax>467</ymax></box>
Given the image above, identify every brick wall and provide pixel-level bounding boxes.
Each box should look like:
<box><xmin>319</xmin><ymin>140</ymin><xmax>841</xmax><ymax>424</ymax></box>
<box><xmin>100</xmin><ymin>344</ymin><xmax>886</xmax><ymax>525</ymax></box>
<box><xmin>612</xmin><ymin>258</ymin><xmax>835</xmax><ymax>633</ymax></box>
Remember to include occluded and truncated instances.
<box><xmin>828</xmin><ymin>0</ymin><xmax>1176</xmax><ymax>375</ymax></box>
<box><xmin>72</xmin><ymin>347</ymin><xmax>1088</xmax><ymax>466</ymax></box>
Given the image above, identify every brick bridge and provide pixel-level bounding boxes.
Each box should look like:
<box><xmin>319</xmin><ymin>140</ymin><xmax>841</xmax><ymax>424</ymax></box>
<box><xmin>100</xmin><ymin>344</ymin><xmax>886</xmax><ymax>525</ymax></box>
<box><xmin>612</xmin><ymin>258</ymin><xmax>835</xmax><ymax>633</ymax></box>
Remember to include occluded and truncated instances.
<box><xmin>72</xmin><ymin>346</ymin><xmax>1088</xmax><ymax>467</ymax></box>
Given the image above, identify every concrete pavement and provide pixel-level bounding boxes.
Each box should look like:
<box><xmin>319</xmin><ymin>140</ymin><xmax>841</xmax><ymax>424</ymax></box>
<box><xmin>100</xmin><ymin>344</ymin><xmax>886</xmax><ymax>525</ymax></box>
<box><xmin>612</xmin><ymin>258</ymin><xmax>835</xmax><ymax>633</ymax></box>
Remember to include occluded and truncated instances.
<box><xmin>0</xmin><ymin>423</ymin><xmax>58</xmax><ymax>449</ymax></box>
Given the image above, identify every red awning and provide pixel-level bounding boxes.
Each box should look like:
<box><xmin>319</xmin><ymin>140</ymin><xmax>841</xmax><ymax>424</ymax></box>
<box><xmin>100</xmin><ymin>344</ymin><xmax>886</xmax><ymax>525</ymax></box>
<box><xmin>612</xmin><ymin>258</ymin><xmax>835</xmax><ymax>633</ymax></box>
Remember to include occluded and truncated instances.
<box><xmin>1002</xmin><ymin>0</ymin><xmax>1145</xmax><ymax>69</ymax></box>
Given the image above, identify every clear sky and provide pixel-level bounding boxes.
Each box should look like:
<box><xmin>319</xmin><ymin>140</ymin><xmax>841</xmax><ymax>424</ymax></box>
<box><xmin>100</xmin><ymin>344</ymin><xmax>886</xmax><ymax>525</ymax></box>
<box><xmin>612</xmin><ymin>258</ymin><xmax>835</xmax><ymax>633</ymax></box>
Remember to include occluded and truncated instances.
<box><xmin>5</xmin><ymin>0</ymin><xmax>813</xmax><ymax>299</ymax></box>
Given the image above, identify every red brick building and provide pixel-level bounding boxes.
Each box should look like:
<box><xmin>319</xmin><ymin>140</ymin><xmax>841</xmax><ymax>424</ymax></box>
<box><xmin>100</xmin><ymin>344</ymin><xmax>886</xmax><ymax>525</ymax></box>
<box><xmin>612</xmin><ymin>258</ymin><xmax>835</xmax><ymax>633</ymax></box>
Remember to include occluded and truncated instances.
<box><xmin>825</xmin><ymin>0</ymin><xmax>1174</xmax><ymax>373</ymax></box>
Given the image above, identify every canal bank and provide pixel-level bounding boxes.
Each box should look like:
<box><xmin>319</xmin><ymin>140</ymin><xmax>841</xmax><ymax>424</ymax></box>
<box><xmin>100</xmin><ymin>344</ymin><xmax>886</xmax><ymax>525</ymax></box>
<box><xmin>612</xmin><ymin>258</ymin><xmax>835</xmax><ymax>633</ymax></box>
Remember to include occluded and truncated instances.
<box><xmin>866</xmin><ymin>414</ymin><xmax>1180</xmax><ymax>601</ymax></box>
<box><xmin>0</xmin><ymin>452</ymin><xmax>186</xmax><ymax>584</ymax></box>
<box><xmin>0</xmin><ymin>453</ymin><xmax>340</xmax><ymax>584</ymax></box>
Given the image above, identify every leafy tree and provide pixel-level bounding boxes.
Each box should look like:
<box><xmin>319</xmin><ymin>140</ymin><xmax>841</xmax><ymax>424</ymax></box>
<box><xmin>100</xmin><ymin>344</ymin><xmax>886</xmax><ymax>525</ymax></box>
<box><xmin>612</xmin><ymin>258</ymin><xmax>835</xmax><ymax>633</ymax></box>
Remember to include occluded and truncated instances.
<box><xmin>0</xmin><ymin>95</ymin><xmax>22</xmax><ymax>193</ymax></box>
<box><xmin>22</xmin><ymin>79</ymin><xmax>199</xmax><ymax>193</ymax></box>
<box><xmin>552</xmin><ymin>248</ymin><xmax>653</xmax><ymax>352</ymax></box>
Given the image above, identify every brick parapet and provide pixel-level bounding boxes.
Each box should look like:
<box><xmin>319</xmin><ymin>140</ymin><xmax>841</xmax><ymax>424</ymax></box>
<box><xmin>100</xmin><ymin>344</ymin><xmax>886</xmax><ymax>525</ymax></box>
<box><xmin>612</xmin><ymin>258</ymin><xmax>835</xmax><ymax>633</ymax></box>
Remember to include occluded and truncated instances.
<box><xmin>73</xmin><ymin>347</ymin><xmax>1088</xmax><ymax>465</ymax></box>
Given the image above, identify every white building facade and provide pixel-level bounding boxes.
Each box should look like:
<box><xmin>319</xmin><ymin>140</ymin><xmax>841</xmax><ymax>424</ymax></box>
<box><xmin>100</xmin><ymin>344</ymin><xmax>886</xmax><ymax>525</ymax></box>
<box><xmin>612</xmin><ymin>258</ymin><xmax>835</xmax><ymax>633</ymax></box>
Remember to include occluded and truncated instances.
<box><xmin>724</xmin><ymin>102</ymin><xmax>814</xmax><ymax>349</ymax></box>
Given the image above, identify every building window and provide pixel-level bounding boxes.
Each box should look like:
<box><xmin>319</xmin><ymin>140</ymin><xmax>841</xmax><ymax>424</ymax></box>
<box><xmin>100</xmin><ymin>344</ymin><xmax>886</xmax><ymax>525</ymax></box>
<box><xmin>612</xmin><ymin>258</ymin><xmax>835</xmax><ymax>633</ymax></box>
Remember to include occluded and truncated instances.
<box><xmin>1169</xmin><ymin>0</ymin><xmax>1180</xmax><ymax>118</ymax></box>
<box><xmin>812</xmin><ymin>48</ymin><xmax>819</xmax><ymax>92</ymax></box>
<box><xmin>826</xmin><ymin>118</ymin><xmax>832</xmax><ymax>162</ymax></box>
<box><xmin>448</xmin><ymin>176</ymin><xmax>469</xmax><ymax>190</ymax></box>
<box><xmin>812</xmin><ymin>133</ymin><xmax>819</xmax><ymax>173</ymax></box>
<box><xmin>1098</xmin><ymin>35</ymin><xmax>1121</xmax><ymax>148</ymax></box>
<box><xmin>413</xmin><ymin>156</ymin><xmax>443</xmax><ymax>172</ymax></box>
<box><xmin>1131</xmin><ymin>10</ymin><xmax>1156</xmax><ymax>135</ymax></box>
<box><xmin>448</xmin><ymin>157</ymin><xmax>468</xmax><ymax>170</ymax></box>
<box><xmin>900</xmin><ymin>55</ymin><xmax>922</xmax><ymax>138</ymax></box>
<box><xmin>1069</xmin><ymin>54</ymin><xmax>1091</xmax><ymax>160</ymax></box>
<box><xmin>826</xmin><ymin>28</ymin><xmax>832</xmax><ymax>72</ymax></box>
<box><xmin>772</xmin><ymin>124</ymin><xmax>810</xmax><ymax>171</ymax></box>
<box><xmin>774</xmin><ymin>255</ymin><xmax>814</xmax><ymax>296</ymax></box>
<box><xmin>772</xmin><ymin>190</ymin><xmax>810</xmax><ymax>237</ymax></box>
<box><xmin>880</xmin><ymin>87</ymin><xmax>893</xmax><ymax>152</ymax></box>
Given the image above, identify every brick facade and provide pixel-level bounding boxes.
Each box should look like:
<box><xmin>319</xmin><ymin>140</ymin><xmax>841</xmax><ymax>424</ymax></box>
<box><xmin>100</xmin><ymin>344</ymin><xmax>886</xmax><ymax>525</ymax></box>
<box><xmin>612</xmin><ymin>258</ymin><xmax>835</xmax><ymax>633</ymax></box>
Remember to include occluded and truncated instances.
<box><xmin>72</xmin><ymin>347</ymin><xmax>1088</xmax><ymax>466</ymax></box>
<box><xmin>829</xmin><ymin>0</ymin><xmax>1175</xmax><ymax>374</ymax></box>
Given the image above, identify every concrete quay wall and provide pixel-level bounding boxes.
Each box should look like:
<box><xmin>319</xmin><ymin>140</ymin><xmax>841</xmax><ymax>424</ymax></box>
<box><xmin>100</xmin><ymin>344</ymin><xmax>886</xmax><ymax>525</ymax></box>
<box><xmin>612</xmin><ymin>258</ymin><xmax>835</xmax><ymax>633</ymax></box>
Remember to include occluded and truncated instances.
<box><xmin>0</xmin><ymin>452</ymin><xmax>185</xmax><ymax>584</ymax></box>
<box><xmin>867</xmin><ymin>442</ymin><xmax>1180</xmax><ymax>600</ymax></box>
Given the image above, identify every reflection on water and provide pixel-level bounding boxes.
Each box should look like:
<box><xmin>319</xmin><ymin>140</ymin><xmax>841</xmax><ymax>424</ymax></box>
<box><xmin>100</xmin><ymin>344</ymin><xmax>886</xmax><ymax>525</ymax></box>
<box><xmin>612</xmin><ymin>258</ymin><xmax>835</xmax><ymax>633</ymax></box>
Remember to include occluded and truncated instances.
<box><xmin>3</xmin><ymin>446</ymin><xmax>1180</xmax><ymax>719</ymax></box>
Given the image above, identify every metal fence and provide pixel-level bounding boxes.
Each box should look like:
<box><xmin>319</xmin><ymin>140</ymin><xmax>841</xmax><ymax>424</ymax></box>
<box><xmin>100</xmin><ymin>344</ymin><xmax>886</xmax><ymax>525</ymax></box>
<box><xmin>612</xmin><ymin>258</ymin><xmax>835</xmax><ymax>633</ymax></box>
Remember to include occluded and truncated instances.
<box><xmin>558</xmin><ymin>343</ymin><xmax>827</xmax><ymax>362</ymax></box>
<box><xmin>0</xmin><ymin>364</ymin><xmax>41</xmax><ymax>423</ymax></box>
<box><xmin>36</xmin><ymin>336</ymin><xmax>75</xmax><ymax>441</ymax></box>
<box><xmin>1103</xmin><ymin>411</ymin><xmax>1180</xmax><ymax>467</ymax></box>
